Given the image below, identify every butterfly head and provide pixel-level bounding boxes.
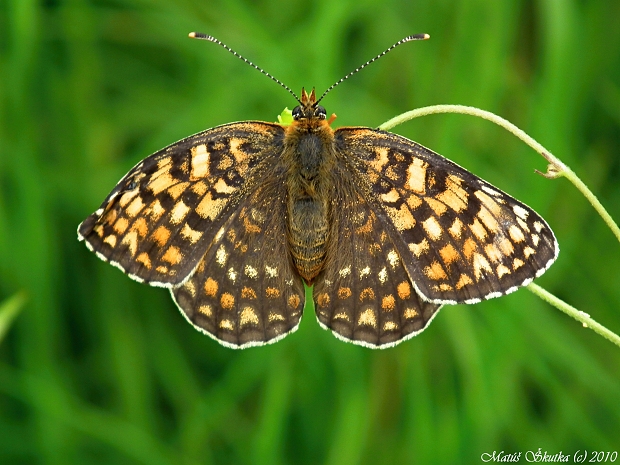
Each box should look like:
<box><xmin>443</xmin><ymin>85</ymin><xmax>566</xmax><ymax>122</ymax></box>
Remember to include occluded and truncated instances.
<box><xmin>292</xmin><ymin>88</ymin><xmax>327</xmax><ymax>121</ymax></box>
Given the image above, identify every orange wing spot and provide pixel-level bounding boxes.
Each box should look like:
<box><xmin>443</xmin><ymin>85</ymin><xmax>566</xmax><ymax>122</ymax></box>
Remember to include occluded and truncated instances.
<box><xmin>169</xmin><ymin>200</ymin><xmax>190</xmax><ymax>225</ymax></box>
<box><xmin>113</xmin><ymin>217</ymin><xmax>129</xmax><ymax>235</ymax></box>
<box><xmin>359</xmin><ymin>288</ymin><xmax>375</xmax><ymax>301</ymax></box>
<box><xmin>155</xmin><ymin>265</ymin><xmax>168</xmax><ymax>274</ymax></box>
<box><xmin>180</xmin><ymin>223</ymin><xmax>203</xmax><ymax>244</ymax></box>
<box><xmin>162</xmin><ymin>246</ymin><xmax>183</xmax><ymax>265</ymax></box>
<box><xmin>484</xmin><ymin>243</ymin><xmax>502</xmax><ymax>263</ymax></box>
<box><xmin>136</xmin><ymin>252</ymin><xmax>152</xmax><ymax>269</ymax></box>
<box><xmin>463</xmin><ymin>238</ymin><xmax>478</xmax><ymax>259</ymax></box>
<box><xmin>439</xmin><ymin>243</ymin><xmax>460</xmax><ymax>265</ymax></box>
<box><xmin>103</xmin><ymin>234</ymin><xmax>117</xmax><ymax>248</ymax></box>
<box><xmin>455</xmin><ymin>273</ymin><xmax>473</xmax><ymax>290</ymax></box>
<box><xmin>93</xmin><ymin>224</ymin><xmax>105</xmax><ymax>237</ymax></box>
<box><xmin>191</xmin><ymin>181</ymin><xmax>208</xmax><ymax>196</ymax></box>
<box><xmin>316</xmin><ymin>292</ymin><xmax>330</xmax><ymax>308</ymax></box>
<box><xmin>474</xmin><ymin>190</ymin><xmax>503</xmax><ymax>216</ymax></box>
<box><xmin>369</xmin><ymin>147</ymin><xmax>390</xmax><ymax>173</ymax></box>
<box><xmin>385</xmin><ymin>203</ymin><xmax>415</xmax><ymax>231</ymax></box>
<box><xmin>152</xmin><ymin>225</ymin><xmax>171</xmax><ymax>247</ymax></box>
<box><xmin>422</xmin><ymin>216</ymin><xmax>443</xmax><ymax>241</ymax></box>
<box><xmin>497</xmin><ymin>237</ymin><xmax>515</xmax><ymax>256</ymax></box>
<box><xmin>198</xmin><ymin>305</ymin><xmax>212</xmax><ymax>317</ymax></box>
<box><xmin>406</xmin><ymin>158</ymin><xmax>428</xmax><ymax>194</ymax></box>
<box><xmin>438</xmin><ymin>283</ymin><xmax>453</xmax><ymax>291</ymax></box>
<box><xmin>381</xmin><ymin>295</ymin><xmax>396</xmax><ymax>311</ymax></box>
<box><xmin>190</xmin><ymin>144</ymin><xmax>210</xmax><ymax>179</ymax></box>
<box><xmin>403</xmin><ymin>308</ymin><xmax>418</xmax><ymax>319</ymax></box>
<box><xmin>241</xmin><ymin>287</ymin><xmax>257</xmax><ymax>299</ymax></box>
<box><xmin>204</xmin><ymin>277</ymin><xmax>218</xmax><ymax>297</ymax></box>
<box><xmin>240</xmin><ymin>306</ymin><xmax>259</xmax><ymax>326</ymax></box>
<box><xmin>383</xmin><ymin>321</ymin><xmax>398</xmax><ymax>331</ymax></box>
<box><xmin>472</xmin><ymin>253</ymin><xmax>493</xmax><ymax>280</ymax></box>
<box><xmin>358</xmin><ymin>308</ymin><xmax>377</xmax><ymax>328</ymax></box>
<box><xmin>216</xmin><ymin>155</ymin><xmax>233</xmax><ymax>171</ymax></box>
<box><xmin>266</xmin><ymin>287</ymin><xmax>281</xmax><ymax>299</ymax></box>
<box><xmin>397</xmin><ymin>281</ymin><xmax>411</xmax><ymax>299</ymax></box>
<box><xmin>126</xmin><ymin>196</ymin><xmax>145</xmax><ymax>217</ymax></box>
<box><xmin>469</xmin><ymin>218</ymin><xmax>487</xmax><ymax>241</ymax></box>
<box><xmin>409</xmin><ymin>239</ymin><xmax>430</xmax><ymax>257</ymax></box>
<box><xmin>424</xmin><ymin>261</ymin><xmax>448</xmax><ymax>281</ymax></box>
<box><xmin>337</xmin><ymin>287</ymin><xmax>352</xmax><ymax>299</ymax></box>
<box><xmin>448</xmin><ymin>218</ymin><xmax>464</xmax><ymax>239</ymax></box>
<box><xmin>380</xmin><ymin>188</ymin><xmax>400</xmax><ymax>203</ymax></box>
<box><xmin>523</xmin><ymin>246</ymin><xmax>535</xmax><ymax>258</ymax></box>
<box><xmin>183</xmin><ymin>280</ymin><xmax>196</xmax><ymax>297</ymax></box>
<box><xmin>148</xmin><ymin>172</ymin><xmax>176</xmax><ymax>195</ymax></box>
<box><xmin>288</xmin><ymin>294</ymin><xmax>301</xmax><ymax>309</ymax></box>
<box><xmin>103</xmin><ymin>208</ymin><xmax>118</xmax><ymax>225</ymax></box>
<box><xmin>196</xmin><ymin>192</ymin><xmax>227</xmax><ymax>220</ymax></box>
<box><xmin>512</xmin><ymin>258</ymin><xmax>525</xmax><ymax>270</ymax></box>
<box><xmin>243</xmin><ymin>215</ymin><xmax>261</xmax><ymax>234</ymax></box>
<box><xmin>219</xmin><ymin>319</ymin><xmax>234</xmax><ymax>330</ymax></box>
<box><xmin>214</xmin><ymin>178</ymin><xmax>237</xmax><ymax>194</ymax></box>
<box><xmin>355</xmin><ymin>212</ymin><xmax>374</xmax><ymax>234</ymax></box>
<box><xmin>220</xmin><ymin>293</ymin><xmax>235</xmax><ymax>310</ymax></box>
<box><xmin>269</xmin><ymin>312</ymin><xmax>286</xmax><ymax>322</ymax></box>
<box><xmin>121</xmin><ymin>230</ymin><xmax>139</xmax><ymax>256</ymax></box>
<box><xmin>496</xmin><ymin>264</ymin><xmax>511</xmax><ymax>278</ymax></box>
<box><xmin>517</xmin><ymin>218</ymin><xmax>529</xmax><ymax>232</ymax></box>
<box><xmin>229</xmin><ymin>137</ymin><xmax>249</xmax><ymax>164</ymax></box>
<box><xmin>334</xmin><ymin>312</ymin><xmax>350</xmax><ymax>321</ymax></box>
<box><xmin>165</xmin><ymin>182</ymin><xmax>189</xmax><ymax>200</ymax></box>
<box><xmin>436</xmin><ymin>176</ymin><xmax>468</xmax><ymax>212</ymax></box>
<box><xmin>131</xmin><ymin>217</ymin><xmax>148</xmax><ymax>237</ymax></box>
<box><xmin>425</xmin><ymin>197</ymin><xmax>447</xmax><ymax>216</ymax></box>
<box><xmin>145</xmin><ymin>199</ymin><xmax>165</xmax><ymax>221</ymax></box>
<box><xmin>508</xmin><ymin>225</ymin><xmax>525</xmax><ymax>243</ymax></box>
<box><xmin>406</xmin><ymin>194</ymin><xmax>423</xmax><ymax>210</ymax></box>
<box><xmin>118</xmin><ymin>189</ymin><xmax>139</xmax><ymax>208</ymax></box>
<box><xmin>477</xmin><ymin>207</ymin><xmax>499</xmax><ymax>233</ymax></box>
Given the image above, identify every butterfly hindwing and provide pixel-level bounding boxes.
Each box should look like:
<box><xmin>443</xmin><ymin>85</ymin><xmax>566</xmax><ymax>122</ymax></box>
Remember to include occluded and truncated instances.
<box><xmin>171</xmin><ymin>174</ymin><xmax>305</xmax><ymax>348</ymax></box>
<box><xmin>313</xmin><ymin>173</ymin><xmax>442</xmax><ymax>348</ymax></box>
<box><xmin>78</xmin><ymin>122</ymin><xmax>285</xmax><ymax>286</ymax></box>
<box><xmin>335</xmin><ymin>127</ymin><xmax>558</xmax><ymax>304</ymax></box>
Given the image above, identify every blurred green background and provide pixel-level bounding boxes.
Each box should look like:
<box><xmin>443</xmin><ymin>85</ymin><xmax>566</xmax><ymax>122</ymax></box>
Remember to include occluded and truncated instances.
<box><xmin>1</xmin><ymin>0</ymin><xmax>620</xmax><ymax>463</ymax></box>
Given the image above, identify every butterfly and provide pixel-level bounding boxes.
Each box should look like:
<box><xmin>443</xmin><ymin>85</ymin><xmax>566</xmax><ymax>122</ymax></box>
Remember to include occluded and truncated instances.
<box><xmin>78</xmin><ymin>33</ymin><xmax>558</xmax><ymax>349</ymax></box>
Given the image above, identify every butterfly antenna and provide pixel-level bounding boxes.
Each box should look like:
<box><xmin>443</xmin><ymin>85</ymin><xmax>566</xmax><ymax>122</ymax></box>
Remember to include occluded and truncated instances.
<box><xmin>316</xmin><ymin>34</ymin><xmax>430</xmax><ymax>105</ymax></box>
<box><xmin>189</xmin><ymin>32</ymin><xmax>301</xmax><ymax>104</ymax></box>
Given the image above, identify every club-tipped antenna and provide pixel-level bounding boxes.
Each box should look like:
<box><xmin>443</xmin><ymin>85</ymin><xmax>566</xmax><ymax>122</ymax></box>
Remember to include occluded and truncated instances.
<box><xmin>315</xmin><ymin>34</ymin><xmax>430</xmax><ymax>105</ymax></box>
<box><xmin>189</xmin><ymin>32</ymin><xmax>301</xmax><ymax>104</ymax></box>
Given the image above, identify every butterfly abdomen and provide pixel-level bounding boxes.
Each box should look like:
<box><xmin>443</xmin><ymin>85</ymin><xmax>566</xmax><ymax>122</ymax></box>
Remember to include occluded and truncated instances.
<box><xmin>284</xmin><ymin>120</ymin><xmax>336</xmax><ymax>283</ymax></box>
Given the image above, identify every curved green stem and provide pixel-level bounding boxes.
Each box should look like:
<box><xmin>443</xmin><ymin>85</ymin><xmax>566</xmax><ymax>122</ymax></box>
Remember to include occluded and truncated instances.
<box><xmin>379</xmin><ymin>104</ymin><xmax>620</xmax><ymax>348</ymax></box>
<box><xmin>527</xmin><ymin>283</ymin><xmax>620</xmax><ymax>348</ymax></box>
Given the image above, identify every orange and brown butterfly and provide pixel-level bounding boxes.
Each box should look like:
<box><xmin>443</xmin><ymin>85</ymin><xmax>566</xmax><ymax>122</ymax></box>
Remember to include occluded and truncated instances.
<box><xmin>78</xmin><ymin>32</ymin><xmax>558</xmax><ymax>349</ymax></box>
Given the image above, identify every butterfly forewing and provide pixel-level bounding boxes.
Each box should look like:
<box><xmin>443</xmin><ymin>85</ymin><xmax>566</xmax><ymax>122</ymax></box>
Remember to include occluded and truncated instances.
<box><xmin>313</xmin><ymin>184</ymin><xmax>442</xmax><ymax>348</ymax></box>
<box><xmin>78</xmin><ymin>122</ymin><xmax>285</xmax><ymax>286</ymax></box>
<box><xmin>336</xmin><ymin>127</ymin><xmax>558</xmax><ymax>304</ymax></box>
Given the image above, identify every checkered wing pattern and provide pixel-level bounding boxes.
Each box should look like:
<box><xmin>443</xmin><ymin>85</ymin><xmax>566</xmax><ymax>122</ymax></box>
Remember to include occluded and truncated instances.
<box><xmin>336</xmin><ymin>127</ymin><xmax>558</xmax><ymax>305</ymax></box>
<box><xmin>313</xmin><ymin>186</ymin><xmax>442</xmax><ymax>348</ymax></box>
<box><xmin>171</xmin><ymin>180</ymin><xmax>305</xmax><ymax>348</ymax></box>
<box><xmin>78</xmin><ymin>122</ymin><xmax>285</xmax><ymax>287</ymax></box>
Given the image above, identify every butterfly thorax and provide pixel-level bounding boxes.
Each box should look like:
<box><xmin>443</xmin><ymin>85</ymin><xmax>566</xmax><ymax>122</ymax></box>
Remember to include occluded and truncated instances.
<box><xmin>283</xmin><ymin>89</ymin><xmax>336</xmax><ymax>283</ymax></box>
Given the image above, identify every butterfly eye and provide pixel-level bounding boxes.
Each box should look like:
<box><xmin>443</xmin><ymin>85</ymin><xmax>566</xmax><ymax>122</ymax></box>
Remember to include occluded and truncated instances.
<box><xmin>315</xmin><ymin>105</ymin><xmax>327</xmax><ymax>120</ymax></box>
<box><xmin>292</xmin><ymin>105</ymin><xmax>303</xmax><ymax>120</ymax></box>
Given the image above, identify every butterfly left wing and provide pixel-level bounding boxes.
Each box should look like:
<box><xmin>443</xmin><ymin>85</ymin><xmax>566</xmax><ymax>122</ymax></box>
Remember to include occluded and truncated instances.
<box><xmin>78</xmin><ymin>122</ymin><xmax>285</xmax><ymax>287</ymax></box>
<box><xmin>335</xmin><ymin>127</ymin><xmax>558</xmax><ymax>305</ymax></box>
